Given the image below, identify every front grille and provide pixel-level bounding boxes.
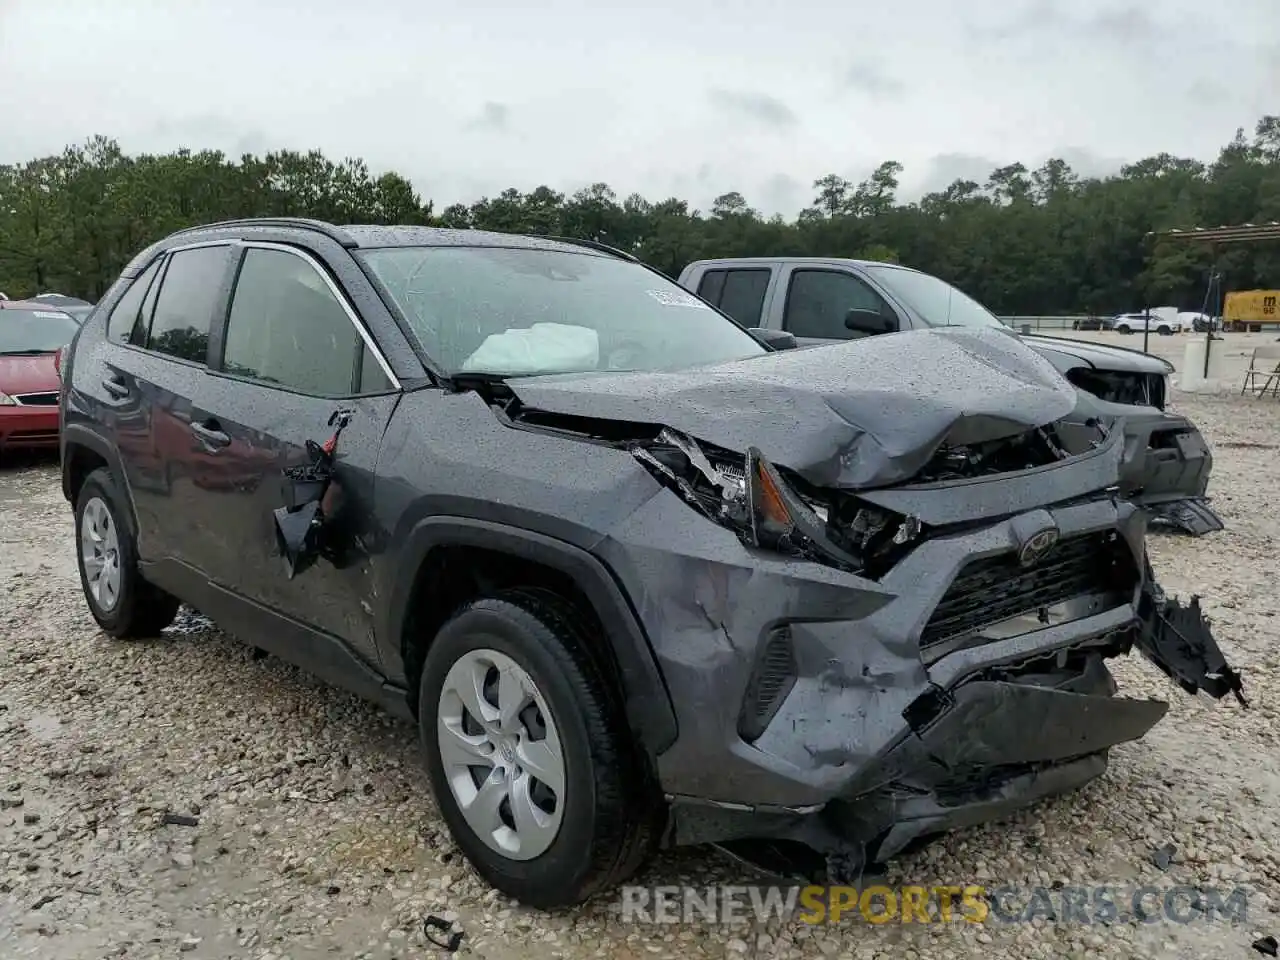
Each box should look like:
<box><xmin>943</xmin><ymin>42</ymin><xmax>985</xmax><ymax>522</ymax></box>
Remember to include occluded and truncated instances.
<box><xmin>14</xmin><ymin>391</ymin><xmax>58</xmax><ymax>406</ymax></box>
<box><xmin>920</xmin><ymin>531</ymin><xmax>1137</xmax><ymax>651</ymax></box>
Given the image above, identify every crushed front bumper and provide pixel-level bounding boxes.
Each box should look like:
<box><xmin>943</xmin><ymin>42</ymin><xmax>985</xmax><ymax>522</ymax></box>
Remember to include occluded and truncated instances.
<box><xmin>599</xmin><ymin>469</ymin><xmax>1242</xmax><ymax>879</ymax></box>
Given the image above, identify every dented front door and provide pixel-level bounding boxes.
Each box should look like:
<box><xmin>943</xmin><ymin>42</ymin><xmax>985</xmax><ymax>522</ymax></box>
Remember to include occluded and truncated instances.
<box><xmin>191</xmin><ymin>379</ymin><xmax>396</xmax><ymax>666</ymax></box>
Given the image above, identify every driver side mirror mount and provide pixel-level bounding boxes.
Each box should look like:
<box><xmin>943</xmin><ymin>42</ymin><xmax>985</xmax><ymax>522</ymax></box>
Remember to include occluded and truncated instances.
<box><xmin>845</xmin><ymin>308</ymin><xmax>896</xmax><ymax>335</ymax></box>
<box><xmin>748</xmin><ymin>328</ymin><xmax>797</xmax><ymax>351</ymax></box>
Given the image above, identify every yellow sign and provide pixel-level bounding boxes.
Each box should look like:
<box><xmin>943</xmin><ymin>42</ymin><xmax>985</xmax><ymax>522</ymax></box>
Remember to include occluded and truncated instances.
<box><xmin>1224</xmin><ymin>289</ymin><xmax>1280</xmax><ymax>323</ymax></box>
<box><xmin>798</xmin><ymin>885</ymin><xmax>988</xmax><ymax>924</ymax></box>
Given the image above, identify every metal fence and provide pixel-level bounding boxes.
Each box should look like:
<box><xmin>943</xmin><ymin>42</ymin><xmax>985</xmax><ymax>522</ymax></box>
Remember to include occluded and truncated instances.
<box><xmin>999</xmin><ymin>316</ymin><xmax>1091</xmax><ymax>331</ymax></box>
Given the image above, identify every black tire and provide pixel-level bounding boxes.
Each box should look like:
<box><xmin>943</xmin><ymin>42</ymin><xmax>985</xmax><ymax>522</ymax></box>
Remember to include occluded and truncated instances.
<box><xmin>1115</xmin><ymin>324</ymin><xmax>1131</xmax><ymax>334</ymax></box>
<box><xmin>418</xmin><ymin>589</ymin><xmax>660</xmax><ymax>908</ymax></box>
<box><xmin>74</xmin><ymin>467</ymin><xmax>180</xmax><ymax>638</ymax></box>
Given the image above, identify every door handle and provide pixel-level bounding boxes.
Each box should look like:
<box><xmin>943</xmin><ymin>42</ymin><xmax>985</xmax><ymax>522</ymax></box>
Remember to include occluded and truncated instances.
<box><xmin>191</xmin><ymin>420</ymin><xmax>231</xmax><ymax>449</ymax></box>
<box><xmin>101</xmin><ymin>376</ymin><xmax>129</xmax><ymax>399</ymax></box>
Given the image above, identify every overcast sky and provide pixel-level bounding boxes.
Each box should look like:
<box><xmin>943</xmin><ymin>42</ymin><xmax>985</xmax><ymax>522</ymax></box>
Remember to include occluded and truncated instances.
<box><xmin>2</xmin><ymin>0</ymin><xmax>1277</xmax><ymax>217</ymax></box>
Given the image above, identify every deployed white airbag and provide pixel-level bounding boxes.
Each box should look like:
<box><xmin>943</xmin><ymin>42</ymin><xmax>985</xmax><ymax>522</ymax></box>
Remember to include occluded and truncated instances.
<box><xmin>460</xmin><ymin>323</ymin><xmax>600</xmax><ymax>374</ymax></box>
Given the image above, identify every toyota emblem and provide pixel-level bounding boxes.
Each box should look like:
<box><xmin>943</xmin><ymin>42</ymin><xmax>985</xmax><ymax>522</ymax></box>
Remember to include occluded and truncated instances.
<box><xmin>1018</xmin><ymin>528</ymin><xmax>1059</xmax><ymax>567</ymax></box>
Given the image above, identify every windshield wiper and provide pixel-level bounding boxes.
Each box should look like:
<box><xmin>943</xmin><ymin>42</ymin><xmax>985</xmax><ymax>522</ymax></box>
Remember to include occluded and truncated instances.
<box><xmin>0</xmin><ymin>349</ymin><xmax>56</xmax><ymax>356</ymax></box>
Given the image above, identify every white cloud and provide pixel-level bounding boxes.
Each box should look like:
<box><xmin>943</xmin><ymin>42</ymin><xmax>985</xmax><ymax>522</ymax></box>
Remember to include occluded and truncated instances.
<box><xmin>0</xmin><ymin>0</ymin><xmax>1275</xmax><ymax>216</ymax></box>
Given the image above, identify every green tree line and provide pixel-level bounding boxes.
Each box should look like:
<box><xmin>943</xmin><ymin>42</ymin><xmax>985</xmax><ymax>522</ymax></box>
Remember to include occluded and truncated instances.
<box><xmin>2</xmin><ymin>119</ymin><xmax>1278</xmax><ymax>315</ymax></box>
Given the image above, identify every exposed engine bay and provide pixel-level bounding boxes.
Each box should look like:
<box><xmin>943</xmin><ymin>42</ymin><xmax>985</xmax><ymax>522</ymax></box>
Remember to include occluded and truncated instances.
<box><xmin>628</xmin><ymin>419</ymin><xmax>1113</xmax><ymax>579</ymax></box>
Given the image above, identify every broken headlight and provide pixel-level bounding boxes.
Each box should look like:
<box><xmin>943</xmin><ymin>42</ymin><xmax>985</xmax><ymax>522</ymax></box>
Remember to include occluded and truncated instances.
<box><xmin>632</xmin><ymin>428</ymin><xmax>920</xmax><ymax>575</ymax></box>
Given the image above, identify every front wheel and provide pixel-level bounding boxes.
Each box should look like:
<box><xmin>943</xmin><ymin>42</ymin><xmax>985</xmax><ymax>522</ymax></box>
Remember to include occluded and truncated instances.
<box><xmin>74</xmin><ymin>467</ymin><xmax>180</xmax><ymax>638</ymax></box>
<box><xmin>418</xmin><ymin>591</ymin><xmax>659</xmax><ymax>908</ymax></box>
<box><xmin>1115</xmin><ymin>324</ymin><xmax>1132</xmax><ymax>334</ymax></box>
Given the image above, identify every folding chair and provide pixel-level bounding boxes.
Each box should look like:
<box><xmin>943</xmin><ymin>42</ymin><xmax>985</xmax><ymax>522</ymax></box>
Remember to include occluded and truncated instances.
<box><xmin>1240</xmin><ymin>344</ymin><xmax>1280</xmax><ymax>398</ymax></box>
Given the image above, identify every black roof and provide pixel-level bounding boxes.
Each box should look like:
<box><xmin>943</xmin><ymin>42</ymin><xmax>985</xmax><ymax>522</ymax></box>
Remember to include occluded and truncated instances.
<box><xmin>165</xmin><ymin>217</ymin><xmax>627</xmax><ymax>256</ymax></box>
<box><xmin>118</xmin><ymin>218</ymin><xmax>638</xmax><ymax>280</ymax></box>
<box><xmin>339</xmin><ymin>224</ymin><xmax>608</xmax><ymax>255</ymax></box>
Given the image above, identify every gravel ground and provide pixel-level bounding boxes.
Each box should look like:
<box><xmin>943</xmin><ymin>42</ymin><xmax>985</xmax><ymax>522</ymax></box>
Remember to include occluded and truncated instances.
<box><xmin>1</xmin><ymin>390</ymin><xmax>1278</xmax><ymax>960</ymax></box>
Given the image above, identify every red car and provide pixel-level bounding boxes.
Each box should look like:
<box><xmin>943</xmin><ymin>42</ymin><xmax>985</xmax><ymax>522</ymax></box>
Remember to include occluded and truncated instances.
<box><xmin>0</xmin><ymin>302</ymin><xmax>81</xmax><ymax>452</ymax></box>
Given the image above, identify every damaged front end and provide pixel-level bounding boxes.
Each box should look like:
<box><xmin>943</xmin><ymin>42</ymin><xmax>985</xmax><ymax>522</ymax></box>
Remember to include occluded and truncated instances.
<box><xmin>628</xmin><ymin>414</ymin><xmax>1108</xmax><ymax>581</ymax></box>
<box><xmin>619</xmin><ymin>420</ymin><xmax>1244</xmax><ymax>886</ymax></box>
<box><xmin>1068</xmin><ymin>377</ymin><xmax>1225</xmax><ymax>538</ymax></box>
<box><xmin>632</xmin><ymin>427</ymin><xmax>921</xmax><ymax>579</ymax></box>
<box><xmin>497</xmin><ymin>328</ymin><xmax>1243</xmax><ymax>885</ymax></box>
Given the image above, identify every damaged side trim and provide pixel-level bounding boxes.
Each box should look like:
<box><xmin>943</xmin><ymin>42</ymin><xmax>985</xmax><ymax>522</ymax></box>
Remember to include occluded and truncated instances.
<box><xmin>663</xmin><ymin>793</ymin><xmax>825</xmax><ymax>816</ymax></box>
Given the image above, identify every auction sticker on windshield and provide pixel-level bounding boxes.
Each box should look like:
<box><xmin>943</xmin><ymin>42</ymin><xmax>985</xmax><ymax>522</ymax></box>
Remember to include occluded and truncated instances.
<box><xmin>646</xmin><ymin>289</ymin><xmax>712</xmax><ymax>308</ymax></box>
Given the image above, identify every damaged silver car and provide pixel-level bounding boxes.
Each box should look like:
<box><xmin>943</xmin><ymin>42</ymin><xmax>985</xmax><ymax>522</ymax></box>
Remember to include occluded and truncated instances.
<box><xmin>61</xmin><ymin>222</ymin><xmax>1244</xmax><ymax>909</ymax></box>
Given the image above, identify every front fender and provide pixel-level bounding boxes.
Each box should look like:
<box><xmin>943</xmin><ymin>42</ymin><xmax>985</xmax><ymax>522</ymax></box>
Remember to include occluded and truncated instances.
<box><xmin>60</xmin><ymin>423</ymin><xmax>140</xmax><ymax>537</ymax></box>
<box><xmin>380</xmin><ymin>514</ymin><xmax>678</xmax><ymax>757</ymax></box>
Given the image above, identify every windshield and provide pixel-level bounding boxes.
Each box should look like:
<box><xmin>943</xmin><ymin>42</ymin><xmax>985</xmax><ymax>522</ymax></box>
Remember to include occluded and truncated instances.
<box><xmin>359</xmin><ymin>246</ymin><xmax>766</xmax><ymax>377</ymax></box>
<box><xmin>0</xmin><ymin>309</ymin><xmax>80</xmax><ymax>354</ymax></box>
<box><xmin>864</xmin><ymin>265</ymin><xmax>1006</xmax><ymax>329</ymax></box>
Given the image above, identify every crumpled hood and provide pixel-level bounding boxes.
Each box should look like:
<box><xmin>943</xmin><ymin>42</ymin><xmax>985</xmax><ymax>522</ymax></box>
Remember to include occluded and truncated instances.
<box><xmin>509</xmin><ymin>326</ymin><xmax>1081</xmax><ymax>489</ymax></box>
<box><xmin>1022</xmin><ymin>334</ymin><xmax>1175</xmax><ymax>375</ymax></box>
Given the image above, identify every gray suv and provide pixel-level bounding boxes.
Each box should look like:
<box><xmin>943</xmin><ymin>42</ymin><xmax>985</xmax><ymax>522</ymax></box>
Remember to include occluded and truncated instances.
<box><xmin>60</xmin><ymin>219</ymin><xmax>1242</xmax><ymax>907</ymax></box>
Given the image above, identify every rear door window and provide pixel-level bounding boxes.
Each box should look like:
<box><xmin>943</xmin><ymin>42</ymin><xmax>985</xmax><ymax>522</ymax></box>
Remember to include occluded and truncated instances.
<box><xmin>144</xmin><ymin>245</ymin><xmax>231</xmax><ymax>364</ymax></box>
<box><xmin>696</xmin><ymin>270</ymin><xmax>727</xmax><ymax>305</ymax></box>
<box><xmin>699</xmin><ymin>268</ymin><xmax>769</xmax><ymax>326</ymax></box>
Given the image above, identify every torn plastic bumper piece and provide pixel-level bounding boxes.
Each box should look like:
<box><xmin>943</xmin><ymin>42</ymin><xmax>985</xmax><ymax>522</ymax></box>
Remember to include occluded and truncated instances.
<box><xmin>829</xmin><ymin>665</ymin><xmax>1170</xmax><ymax>856</ymax></box>
<box><xmin>273</xmin><ymin>500</ymin><xmax>323</xmax><ymax>579</ymax></box>
<box><xmin>1142</xmin><ymin>496</ymin><xmax>1226</xmax><ymax>537</ymax></box>
<box><xmin>663</xmin><ymin>581</ymin><xmax>1246</xmax><ymax>883</ymax></box>
<box><xmin>674</xmin><ymin>664</ymin><xmax>1174</xmax><ymax>883</ymax></box>
<box><xmin>1135</xmin><ymin>586</ymin><xmax>1247</xmax><ymax>705</ymax></box>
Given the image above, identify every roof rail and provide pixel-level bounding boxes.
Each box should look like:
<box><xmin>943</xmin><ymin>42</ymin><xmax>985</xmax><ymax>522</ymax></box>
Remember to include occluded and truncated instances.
<box><xmin>542</xmin><ymin>235</ymin><xmax>639</xmax><ymax>262</ymax></box>
<box><xmin>166</xmin><ymin>217</ymin><xmax>357</xmax><ymax>248</ymax></box>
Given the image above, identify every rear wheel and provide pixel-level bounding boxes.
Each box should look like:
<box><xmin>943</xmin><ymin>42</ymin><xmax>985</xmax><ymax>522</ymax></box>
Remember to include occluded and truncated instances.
<box><xmin>75</xmin><ymin>467</ymin><xmax>180</xmax><ymax>638</ymax></box>
<box><xmin>418</xmin><ymin>590</ymin><xmax>659</xmax><ymax>908</ymax></box>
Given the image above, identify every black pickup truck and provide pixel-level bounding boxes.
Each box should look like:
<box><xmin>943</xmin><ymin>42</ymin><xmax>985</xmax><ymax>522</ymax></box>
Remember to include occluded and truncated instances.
<box><xmin>677</xmin><ymin>257</ymin><xmax>1223</xmax><ymax>536</ymax></box>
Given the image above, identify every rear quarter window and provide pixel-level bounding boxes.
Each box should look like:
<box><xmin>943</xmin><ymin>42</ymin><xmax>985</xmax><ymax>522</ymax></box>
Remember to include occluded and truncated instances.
<box><xmin>105</xmin><ymin>262</ymin><xmax>161</xmax><ymax>344</ymax></box>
